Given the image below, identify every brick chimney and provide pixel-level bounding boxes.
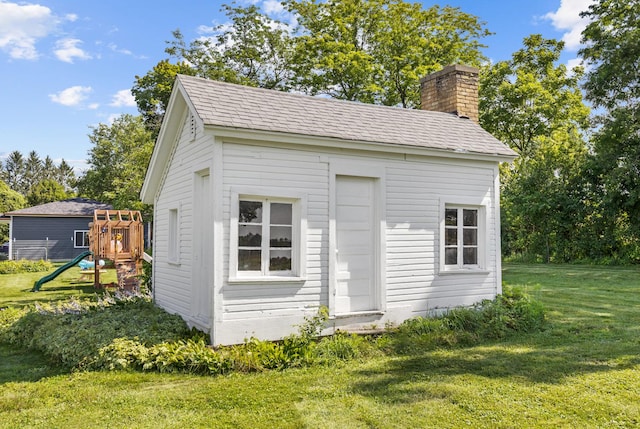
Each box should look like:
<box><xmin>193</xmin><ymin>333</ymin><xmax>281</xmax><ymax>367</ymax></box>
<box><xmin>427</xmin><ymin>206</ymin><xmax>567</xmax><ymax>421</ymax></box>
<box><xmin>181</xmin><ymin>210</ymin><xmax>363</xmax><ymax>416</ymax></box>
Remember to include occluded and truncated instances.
<box><xmin>419</xmin><ymin>65</ymin><xmax>479</xmax><ymax>122</ymax></box>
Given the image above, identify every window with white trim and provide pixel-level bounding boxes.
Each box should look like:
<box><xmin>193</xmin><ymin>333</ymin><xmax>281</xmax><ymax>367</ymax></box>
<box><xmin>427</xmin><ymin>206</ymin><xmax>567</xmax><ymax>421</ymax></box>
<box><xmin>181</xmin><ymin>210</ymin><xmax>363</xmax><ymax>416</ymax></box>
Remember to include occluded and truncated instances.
<box><xmin>74</xmin><ymin>230</ymin><xmax>89</xmax><ymax>248</ymax></box>
<box><xmin>443</xmin><ymin>206</ymin><xmax>483</xmax><ymax>270</ymax></box>
<box><xmin>235</xmin><ymin>197</ymin><xmax>298</xmax><ymax>277</ymax></box>
<box><xmin>168</xmin><ymin>208</ymin><xmax>179</xmax><ymax>263</ymax></box>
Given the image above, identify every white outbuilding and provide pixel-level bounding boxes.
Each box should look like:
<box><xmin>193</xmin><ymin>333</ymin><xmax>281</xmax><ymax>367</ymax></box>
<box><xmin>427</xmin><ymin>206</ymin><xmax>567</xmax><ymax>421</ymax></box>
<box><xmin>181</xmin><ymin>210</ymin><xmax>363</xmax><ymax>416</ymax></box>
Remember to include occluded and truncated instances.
<box><xmin>140</xmin><ymin>65</ymin><xmax>517</xmax><ymax>345</ymax></box>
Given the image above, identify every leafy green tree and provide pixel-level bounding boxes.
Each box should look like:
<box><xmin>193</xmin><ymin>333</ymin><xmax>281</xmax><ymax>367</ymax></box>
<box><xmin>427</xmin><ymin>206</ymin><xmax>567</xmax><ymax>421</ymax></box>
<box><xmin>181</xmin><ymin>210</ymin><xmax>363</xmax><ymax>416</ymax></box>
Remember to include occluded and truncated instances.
<box><xmin>480</xmin><ymin>35</ymin><xmax>591</xmax><ymax>261</ymax></box>
<box><xmin>76</xmin><ymin>114</ymin><xmax>154</xmax><ymax>217</ymax></box>
<box><xmin>132</xmin><ymin>60</ymin><xmax>196</xmax><ymax>138</ymax></box>
<box><xmin>166</xmin><ymin>4</ymin><xmax>295</xmax><ymax>90</ymax></box>
<box><xmin>579</xmin><ymin>0</ymin><xmax>640</xmax><ymax>261</ymax></box>
<box><xmin>286</xmin><ymin>0</ymin><xmax>384</xmax><ymax>103</ymax></box>
<box><xmin>286</xmin><ymin>0</ymin><xmax>489</xmax><ymax>106</ymax></box>
<box><xmin>0</xmin><ymin>180</ymin><xmax>25</xmax><ymax>243</ymax></box>
<box><xmin>26</xmin><ymin>179</ymin><xmax>70</xmax><ymax>206</ymax></box>
<box><xmin>134</xmin><ymin>0</ymin><xmax>489</xmax><ymax>131</ymax></box>
<box><xmin>480</xmin><ymin>35</ymin><xmax>589</xmax><ymax>159</ymax></box>
<box><xmin>134</xmin><ymin>4</ymin><xmax>294</xmax><ymax>137</ymax></box>
<box><xmin>372</xmin><ymin>2</ymin><xmax>490</xmax><ymax>107</ymax></box>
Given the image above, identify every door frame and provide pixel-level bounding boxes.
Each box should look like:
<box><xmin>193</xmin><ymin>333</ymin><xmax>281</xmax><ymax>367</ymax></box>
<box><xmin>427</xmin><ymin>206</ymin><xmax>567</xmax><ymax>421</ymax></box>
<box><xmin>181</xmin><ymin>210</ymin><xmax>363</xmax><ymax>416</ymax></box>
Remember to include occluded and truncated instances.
<box><xmin>328</xmin><ymin>160</ymin><xmax>386</xmax><ymax>317</ymax></box>
<box><xmin>191</xmin><ymin>166</ymin><xmax>213</xmax><ymax>328</ymax></box>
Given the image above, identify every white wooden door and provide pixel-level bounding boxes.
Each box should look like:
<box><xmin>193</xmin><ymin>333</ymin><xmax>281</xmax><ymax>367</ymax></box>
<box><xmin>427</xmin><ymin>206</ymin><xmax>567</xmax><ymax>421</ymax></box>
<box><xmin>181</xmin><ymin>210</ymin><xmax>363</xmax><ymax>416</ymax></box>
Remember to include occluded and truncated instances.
<box><xmin>192</xmin><ymin>171</ymin><xmax>212</xmax><ymax>325</ymax></box>
<box><xmin>335</xmin><ymin>175</ymin><xmax>376</xmax><ymax>314</ymax></box>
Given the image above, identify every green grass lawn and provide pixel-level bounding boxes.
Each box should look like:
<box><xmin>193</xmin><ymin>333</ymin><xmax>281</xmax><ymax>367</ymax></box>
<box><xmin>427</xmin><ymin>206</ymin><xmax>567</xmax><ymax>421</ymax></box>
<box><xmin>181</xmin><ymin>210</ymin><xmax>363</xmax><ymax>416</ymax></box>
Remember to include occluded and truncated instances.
<box><xmin>1</xmin><ymin>264</ymin><xmax>639</xmax><ymax>428</ymax></box>
<box><xmin>0</xmin><ymin>262</ymin><xmax>117</xmax><ymax>307</ymax></box>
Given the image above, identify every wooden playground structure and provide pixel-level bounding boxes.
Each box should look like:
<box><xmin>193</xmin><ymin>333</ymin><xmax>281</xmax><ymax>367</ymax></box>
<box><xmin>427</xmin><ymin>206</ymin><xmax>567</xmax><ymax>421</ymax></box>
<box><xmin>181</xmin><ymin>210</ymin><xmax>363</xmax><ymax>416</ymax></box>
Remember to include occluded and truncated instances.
<box><xmin>88</xmin><ymin>210</ymin><xmax>144</xmax><ymax>290</ymax></box>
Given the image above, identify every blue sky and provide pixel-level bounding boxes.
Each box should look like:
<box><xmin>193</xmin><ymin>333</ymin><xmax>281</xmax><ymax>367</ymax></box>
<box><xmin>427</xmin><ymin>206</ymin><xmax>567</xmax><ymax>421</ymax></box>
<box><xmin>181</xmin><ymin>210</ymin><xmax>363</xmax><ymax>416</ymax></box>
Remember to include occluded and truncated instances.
<box><xmin>0</xmin><ymin>0</ymin><xmax>594</xmax><ymax>174</ymax></box>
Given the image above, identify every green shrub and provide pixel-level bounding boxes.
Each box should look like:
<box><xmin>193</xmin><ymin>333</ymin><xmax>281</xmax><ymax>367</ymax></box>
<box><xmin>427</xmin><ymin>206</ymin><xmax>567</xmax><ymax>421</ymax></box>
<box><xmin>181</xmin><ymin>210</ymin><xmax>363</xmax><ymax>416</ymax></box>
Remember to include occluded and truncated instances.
<box><xmin>496</xmin><ymin>286</ymin><xmax>546</xmax><ymax>333</ymax></box>
<box><xmin>140</xmin><ymin>260</ymin><xmax>152</xmax><ymax>293</ymax></box>
<box><xmin>0</xmin><ymin>307</ymin><xmax>28</xmax><ymax>340</ymax></box>
<box><xmin>230</xmin><ymin>338</ymin><xmax>295</xmax><ymax>371</ymax></box>
<box><xmin>146</xmin><ymin>339</ymin><xmax>231</xmax><ymax>375</ymax></box>
<box><xmin>89</xmin><ymin>338</ymin><xmax>150</xmax><ymax>371</ymax></box>
<box><xmin>385</xmin><ymin>286</ymin><xmax>546</xmax><ymax>354</ymax></box>
<box><xmin>1</xmin><ymin>287</ymin><xmax>545</xmax><ymax>376</ymax></box>
<box><xmin>312</xmin><ymin>331</ymin><xmax>373</xmax><ymax>364</ymax></box>
<box><xmin>0</xmin><ymin>259</ymin><xmax>53</xmax><ymax>274</ymax></box>
<box><xmin>227</xmin><ymin>307</ymin><xmax>331</xmax><ymax>372</ymax></box>
<box><xmin>3</xmin><ymin>295</ymin><xmax>191</xmax><ymax>369</ymax></box>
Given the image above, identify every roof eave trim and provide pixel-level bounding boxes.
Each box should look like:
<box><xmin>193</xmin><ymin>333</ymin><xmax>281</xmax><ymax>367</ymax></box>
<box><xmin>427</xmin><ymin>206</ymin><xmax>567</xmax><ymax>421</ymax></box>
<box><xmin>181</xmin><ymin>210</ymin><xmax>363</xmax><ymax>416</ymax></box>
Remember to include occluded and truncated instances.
<box><xmin>141</xmin><ymin>78</ymin><xmax>191</xmax><ymax>203</ymax></box>
<box><xmin>204</xmin><ymin>125</ymin><xmax>517</xmax><ymax>163</ymax></box>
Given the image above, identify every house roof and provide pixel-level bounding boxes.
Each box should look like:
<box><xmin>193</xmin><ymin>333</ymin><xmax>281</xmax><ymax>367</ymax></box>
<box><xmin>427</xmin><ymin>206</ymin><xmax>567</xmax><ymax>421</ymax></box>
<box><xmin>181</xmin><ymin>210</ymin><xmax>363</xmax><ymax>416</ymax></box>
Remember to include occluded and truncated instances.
<box><xmin>141</xmin><ymin>74</ymin><xmax>517</xmax><ymax>203</ymax></box>
<box><xmin>177</xmin><ymin>74</ymin><xmax>517</xmax><ymax>158</ymax></box>
<box><xmin>5</xmin><ymin>198</ymin><xmax>112</xmax><ymax>217</ymax></box>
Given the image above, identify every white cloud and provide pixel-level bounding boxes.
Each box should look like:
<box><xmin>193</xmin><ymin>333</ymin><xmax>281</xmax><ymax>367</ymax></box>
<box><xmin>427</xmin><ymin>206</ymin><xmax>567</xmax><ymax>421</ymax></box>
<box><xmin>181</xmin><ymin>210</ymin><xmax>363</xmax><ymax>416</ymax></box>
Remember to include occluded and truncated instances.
<box><xmin>54</xmin><ymin>38</ymin><xmax>91</xmax><ymax>63</ymax></box>
<box><xmin>263</xmin><ymin>0</ymin><xmax>285</xmax><ymax>15</ymax></box>
<box><xmin>0</xmin><ymin>1</ymin><xmax>59</xmax><ymax>59</ymax></box>
<box><xmin>107</xmin><ymin>113</ymin><xmax>121</xmax><ymax>125</ymax></box>
<box><xmin>110</xmin><ymin>89</ymin><xmax>136</xmax><ymax>107</ymax></box>
<box><xmin>107</xmin><ymin>42</ymin><xmax>132</xmax><ymax>56</ymax></box>
<box><xmin>543</xmin><ymin>0</ymin><xmax>595</xmax><ymax>51</ymax></box>
<box><xmin>197</xmin><ymin>24</ymin><xmax>217</xmax><ymax>35</ymax></box>
<box><xmin>567</xmin><ymin>57</ymin><xmax>583</xmax><ymax>70</ymax></box>
<box><xmin>261</xmin><ymin>0</ymin><xmax>297</xmax><ymax>29</ymax></box>
<box><xmin>49</xmin><ymin>85</ymin><xmax>92</xmax><ymax>107</ymax></box>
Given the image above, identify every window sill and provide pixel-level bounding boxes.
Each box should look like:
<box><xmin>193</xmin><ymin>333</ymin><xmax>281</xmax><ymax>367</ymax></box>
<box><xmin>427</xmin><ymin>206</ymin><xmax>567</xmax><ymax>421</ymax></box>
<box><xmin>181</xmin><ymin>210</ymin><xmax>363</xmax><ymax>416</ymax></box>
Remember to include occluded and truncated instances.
<box><xmin>228</xmin><ymin>276</ymin><xmax>306</xmax><ymax>285</ymax></box>
<box><xmin>168</xmin><ymin>260</ymin><xmax>181</xmax><ymax>267</ymax></box>
<box><xmin>439</xmin><ymin>269</ymin><xmax>490</xmax><ymax>275</ymax></box>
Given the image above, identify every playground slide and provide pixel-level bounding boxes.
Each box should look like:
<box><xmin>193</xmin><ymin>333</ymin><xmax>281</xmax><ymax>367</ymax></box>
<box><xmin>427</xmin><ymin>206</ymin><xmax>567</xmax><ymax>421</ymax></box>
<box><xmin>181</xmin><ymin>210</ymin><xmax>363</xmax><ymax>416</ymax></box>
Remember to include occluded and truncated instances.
<box><xmin>32</xmin><ymin>250</ymin><xmax>93</xmax><ymax>292</ymax></box>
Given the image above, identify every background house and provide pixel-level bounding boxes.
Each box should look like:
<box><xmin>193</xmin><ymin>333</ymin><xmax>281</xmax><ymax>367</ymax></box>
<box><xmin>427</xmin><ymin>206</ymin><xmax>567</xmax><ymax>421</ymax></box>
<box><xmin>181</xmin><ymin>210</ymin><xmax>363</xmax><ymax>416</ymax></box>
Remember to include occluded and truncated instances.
<box><xmin>141</xmin><ymin>65</ymin><xmax>517</xmax><ymax>345</ymax></box>
<box><xmin>4</xmin><ymin>198</ymin><xmax>112</xmax><ymax>261</ymax></box>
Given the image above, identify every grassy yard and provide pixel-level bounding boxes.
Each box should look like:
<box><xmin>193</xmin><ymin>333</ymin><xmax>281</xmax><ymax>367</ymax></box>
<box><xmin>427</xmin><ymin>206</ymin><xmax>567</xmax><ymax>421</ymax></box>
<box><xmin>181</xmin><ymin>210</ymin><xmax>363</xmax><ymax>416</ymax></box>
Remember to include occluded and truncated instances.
<box><xmin>1</xmin><ymin>264</ymin><xmax>639</xmax><ymax>428</ymax></box>
<box><xmin>0</xmin><ymin>262</ymin><xmax>117</xmax><ymax>307</ymax></box>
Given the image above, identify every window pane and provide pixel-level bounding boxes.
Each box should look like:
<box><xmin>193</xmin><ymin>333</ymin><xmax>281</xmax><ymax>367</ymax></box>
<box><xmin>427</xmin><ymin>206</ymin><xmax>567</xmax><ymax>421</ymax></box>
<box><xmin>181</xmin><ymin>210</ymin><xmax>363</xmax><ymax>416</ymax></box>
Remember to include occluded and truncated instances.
<box><xmin>238</xmin><ymin>225</ymin><xmax>261</xmax><ymax>246</ymax></box>
<box><xmin>445</xmin><ymin>228</ymin><xmax>457</xmax><ymax>246</ymax></box>
<box><xmin>239</xmin><ymin>201</ymin><xmax>262</xmax><ymax>223</ymax></box>
<box><xmin>445</xmin><ymin>248</ymin><xmax>457</xmax><ymax>265</ymax></box>
<box><xmin>270</xmin><ymin>249</ymin><xmax>291</xmax><ymax>271</ymax></box>
<box><xmin>463</xmin><ymin>228</ymin><xmax>477</xmax><ymax>245</ymax></box>
<box><xmin>271</xmin><ymin>203</ymin><xmax>292</xmax><ymax>225</ymax></box>
<box><xmin>463</xmin><ymin>247</ymin><xmax>477</xmax><ymax>265</ymax></box>
<box><xmin>463</xmin><ymin>209</ymin><xmax>477</xmax><ymax>226</ymax></box>
<box><xmin>83</xmin><ymin>232</ymin><xmax>90</xmax><ymax>247</ymax></box>
<box><xmin>445</xmin><ymin>208</ymin><xmax>457</xmax><ymax>226</ymax></box>
<box><xmin>270</xmin><ymin>226</ymin><xmax>291</xmax><ymax>247</ymax></box>
<box><xmin>238</xmin><ymin>250</ymin><xmax>261</xmax><ymax>271</ymax></box>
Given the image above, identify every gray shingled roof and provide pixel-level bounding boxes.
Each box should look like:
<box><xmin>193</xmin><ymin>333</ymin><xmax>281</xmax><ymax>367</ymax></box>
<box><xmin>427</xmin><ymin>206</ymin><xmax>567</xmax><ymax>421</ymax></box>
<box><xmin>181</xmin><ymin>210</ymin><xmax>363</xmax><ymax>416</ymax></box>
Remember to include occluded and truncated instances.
<box><xmin>6</xmin><ymin>198</ymin><xmax>112</xmax><ymax>216</ymax></box>
<box><xmin>178</xmin><ymin>74</ymin><xmax>516</xmax><ymax>158</ymax></box>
